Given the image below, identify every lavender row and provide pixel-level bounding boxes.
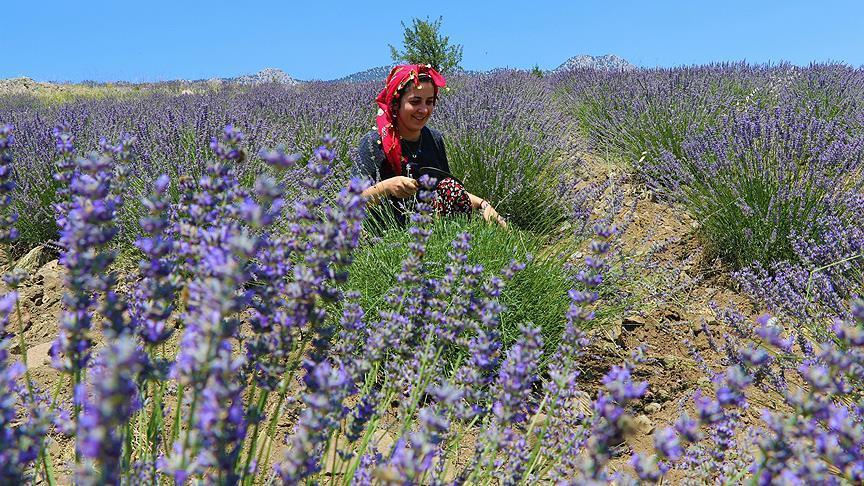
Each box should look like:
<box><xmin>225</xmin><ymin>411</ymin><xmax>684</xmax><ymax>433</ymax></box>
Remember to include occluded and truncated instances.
<box><xmin>1</xmin><ymin>71</ymin><xmax>581</xmax><ymax>254</ymax></box>
<box><xmin>555</xmin><ymin>63</ymin><xmax>864</xmax><ymax>324</ymax></box>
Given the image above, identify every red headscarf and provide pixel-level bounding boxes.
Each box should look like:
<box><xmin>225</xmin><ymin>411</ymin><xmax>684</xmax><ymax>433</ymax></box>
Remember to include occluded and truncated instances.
<box><xmin>375</xmin><ymin>64</ymin><xmax>447</xmax><ymax>176</ymax></box>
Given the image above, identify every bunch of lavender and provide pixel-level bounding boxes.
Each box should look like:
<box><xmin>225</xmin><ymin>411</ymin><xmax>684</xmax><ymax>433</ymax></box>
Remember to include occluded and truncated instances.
<box><xmin>337</xmin><ymin>226</ymin><xmax>486</xmax><ymax>481</ymax></box>
<box><xmin>465</xmin><ymin>324</ymin><xmax>543</xmax><ymax>484</ymax></box>
<box><xmin>0</xmin><ymin>125</ymin><xmax>29</xmax><ymax>366</ymax></box>
<box><xmin>652</xmin><ymin>306</ymin><xmax>864</xmax><ymax>483</ymax></box>
<box><xmin>124</xmin><ymin>173</ymin><xmax>181</xmax><ymax>477</ymax></box>
<box><xmin>750</xmin><ymin>309</ymin><xmax>864</xmax><ymax>483</ymax></box>
<box><xmin>75</xmin><ymin>336</ymin><xmax>146</xmax><ymax>485</ymax></box>
<box><xmin>523</xmin><ymin>224</ymin><xmax>617</xmax><ymax>481</ymax></box>
<box><xmin>274</xmin><ymin>359</ymin><xmax>353</xmax><ymax>483</ymax></box>
<box><xmin>160</xmin><ymin>132</ymin><xmax>367</xmax><ymax>484</ymax></box>
<box><xmin>579</xmin><ymin>360</ymin><xmax>649</xmax><ymax>483</ymax></box>
<box><xmin>332</xmin><ymin>181</ymin><xmax>522</xmax><ymax>482</ymax></box>
<box><xmin>162</xmin><ymin>125</ymin><xmax>255</xmax><ymax>483</ymax></box>
<box><xmin>244</xmin><ymin>146</ymin><xmax>299</xmax><ymax>390</ymax></box>
<box><xmin>131</xmin><ymin>174</ymin><xmax>180</xmax><ymax>347</ymax></box>
<box><xmin>50</xmin><ymin>148</ymin><xmax>124</xmax><ymax>410</ymax></box>
<box><xmin>383</xmin><ymin>392</ymin><xmax>460</xmax><ymax>484</ymax></box>
<box><xmin>434</xmin><ymin>70</ymin><xmax>580</xmax><ymax>234</ymax></box>
<box><xmin>554</xmin><ymin>63</ymin><xmax>750</xmax><ymax>168</ymax></box>
<box><xmin>170</xmin><ymin>124</ymin><xmax>249</xmax><ymax>278</ymax></box>
<box><xmin>234</xmin><ymin>145</ymin><xmax>303</xmax><ymax>478</ymax></box>
<box><xmin>51</xmin><ymin>124</ymin><xmax>77</xmax><ymax>229</ymax></box>
<box><xmin>0</xmin><ymin>124</ymin><xmax>20</xmax><ymax>247</ymax></box>
<box><xmin>1</xmin><ymin>80</ymin><xmax>377</xmax><ymax>250</ymax></box>
<box><xmin>349</xmin><ymin>231</ymin><xmax>521</xmax><ymax>483</ymax></box>
<box><xmin>44</xmin><ymin>136</ymin><xmax>143</xmax><ymax>481</ymax></box>
<box><xmin>737</xmin><ymin>205</ymin><xmax>864</xmax><ymax>330</ymax></box>
<box><xmin>262</xmin><ymin>143</ymin><xmax>368</xmax><ymax>483</ymax></box>
<box><xmin>780</xmin><ymin>63</ymin><xmax>864</xmax><ymax>129</ymax></box>
<box><xmin>644</xmin><ymin>310</ymin><xmax>783</xmax><ymax>482</ymax></box>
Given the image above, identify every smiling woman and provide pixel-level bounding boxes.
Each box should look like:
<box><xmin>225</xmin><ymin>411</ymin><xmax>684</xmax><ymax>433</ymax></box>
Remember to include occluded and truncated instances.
<box><xmin>353</xmin><ymin>64</ymin><xmax>507</xmax><ymax>227</ymax></box>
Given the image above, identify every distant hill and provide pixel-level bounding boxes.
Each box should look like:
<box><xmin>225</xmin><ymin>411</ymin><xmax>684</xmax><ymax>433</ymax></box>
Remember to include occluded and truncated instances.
<box><xmin>551</xmin><ymin>54</ymin><xmax>635</xmax><ymax>73</ymax></box>
<box><xmin>231</xmin><ymin>68</ymin><xmax>298</xmax><ymax>85</ymax></box>
<box><xmin>334</xmin><ymin>65</ymin><xmax>515</xmax><ymax>83</ymax></box>
<box><xmin>332</xmin><ymin>56</ymin><xmax>635</xmax><ymax>83</ymax></box>
<box><xmin>0</xmin><ymin>56</ymin><xmax>636</xmax><ymax>93</ymax></box>
<box><xmin>334</xmin><ymin>66</ymin><xmax>393</xmax><ymax>84</ymax></box>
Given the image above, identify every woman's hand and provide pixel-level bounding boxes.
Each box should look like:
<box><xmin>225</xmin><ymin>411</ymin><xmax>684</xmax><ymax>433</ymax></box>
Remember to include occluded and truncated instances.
<box><xmin>381</xmin><ymin>176</ymin><xmax>419</xmax><ymax>199</ymax></box>
<box><xmin>481</xmin><ymin>200</ymin><xmax>508</xmax><ymax>228</ymax></box>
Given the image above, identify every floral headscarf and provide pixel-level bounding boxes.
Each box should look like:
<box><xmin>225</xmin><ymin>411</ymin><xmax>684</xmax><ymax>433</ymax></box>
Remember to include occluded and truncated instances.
<box><xmin>375</xmin><ymin>64</ymin><xmax>447</xmax><ymax>176</ymax></box>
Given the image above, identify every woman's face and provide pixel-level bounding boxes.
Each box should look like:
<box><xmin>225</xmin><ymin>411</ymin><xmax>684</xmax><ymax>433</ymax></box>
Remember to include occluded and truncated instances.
<box><xmin>396</xmin><ymin>80</ymin><xmax>436</xmax><ymax>135</ymax></box>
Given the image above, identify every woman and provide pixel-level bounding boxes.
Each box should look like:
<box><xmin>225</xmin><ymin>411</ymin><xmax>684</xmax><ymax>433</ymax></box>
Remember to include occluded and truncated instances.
<box><xmin>354</xmin><ymin>64</ymin><xmax>506</xmax><ymax>227</ymax></box>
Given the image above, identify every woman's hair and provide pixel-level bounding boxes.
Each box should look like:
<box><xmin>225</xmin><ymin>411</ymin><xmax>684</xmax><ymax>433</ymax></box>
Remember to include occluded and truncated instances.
<box><xmin>389</xmin><ymin>73</ymin><xmax>438</xmax><ymax>125</ymax></box>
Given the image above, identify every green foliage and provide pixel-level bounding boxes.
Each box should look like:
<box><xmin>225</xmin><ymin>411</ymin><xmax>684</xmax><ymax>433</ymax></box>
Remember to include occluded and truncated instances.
<box><xmin>347</xmin><ymin>216</ymin><xmax>579</xmax><ymax>357</ymax></box>
<box><xmin>389</xmin><ymin>16</ymin><xmax>463</xmax><ymax>74</ymax></box>
<box><xmin>8</xmin><ymin>183</ymin><xmax>59</xmax><ymax>259</ymax></box>
<box><xmin>445</xmin><ymin>133</ymin><xmax>571</xmax><ymax>237</ymax></box>
<box><xmin>531</xmin><ymin>64</ymin><xmax>544</xmax><ymax>78</ymax></box>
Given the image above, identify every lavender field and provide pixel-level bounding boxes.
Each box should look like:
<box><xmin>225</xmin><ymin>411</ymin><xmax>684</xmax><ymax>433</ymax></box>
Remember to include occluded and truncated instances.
<box><xmin>1</xmin><ymin>63</ymin><xmax>863</xmax><ymax>484</ymax></box>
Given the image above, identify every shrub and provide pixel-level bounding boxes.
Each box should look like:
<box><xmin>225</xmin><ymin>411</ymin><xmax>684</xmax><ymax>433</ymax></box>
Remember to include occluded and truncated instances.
<box><xmin>651</xmin><ymin>103</ymin><xmax>864</xmax><ymax>268</ymax></box>
<box><xmin>435</xmin><ymin>71</ymin><xmax>580</xmax><ymax>236</ymax></box>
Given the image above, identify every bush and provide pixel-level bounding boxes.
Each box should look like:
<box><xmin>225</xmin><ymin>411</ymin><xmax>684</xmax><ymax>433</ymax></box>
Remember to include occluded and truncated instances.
<box><xmin>435</xmin><ymin>71</ymin><xmax>580</xmax><ymax>237</ymax></box>
<box><xmin>657</xmin><ymin>103</ymin><xmax>864</xmax><ymax>268</ymax></box>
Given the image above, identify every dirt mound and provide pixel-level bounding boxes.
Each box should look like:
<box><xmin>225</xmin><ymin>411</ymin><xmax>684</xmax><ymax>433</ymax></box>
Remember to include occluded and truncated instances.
<box><xmin>16</xmin><ymin>259</ymin><xmax>65</xmax><ymax>345</ymax></box>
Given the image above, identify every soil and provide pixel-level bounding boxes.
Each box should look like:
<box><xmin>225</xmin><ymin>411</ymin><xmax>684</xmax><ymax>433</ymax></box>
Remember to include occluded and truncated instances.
<box><xmin>6</xmin><ymin>155</ymin><xmax>783</xmax><ymax>484</ymax></box>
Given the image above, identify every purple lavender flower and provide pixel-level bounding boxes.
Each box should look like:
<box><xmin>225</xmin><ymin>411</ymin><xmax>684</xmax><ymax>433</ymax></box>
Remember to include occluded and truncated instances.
<box><xmin>386</xmin><ymin>406</ymin><xmax>451</xmax><ymax>482</ymax></box>
<box><xmin>209</xmin><ymin>124</ymin><xmax>245</xmax><ymax>161</ymax></box>
<box><xmin>630</xmin><ymin>453</ymin><xmax>666</xmax><ymax>482</ymax></box>
<box><xmin>0</xmin><ymin>124</ymin><xmax>20</xmax><ymax>246</ymax></box>
<box><xmin>162</xmin><ymin>126</ymin><xmax>259</xmax><ymax>482</ymax></box>
<box><xmin>492</xmin><ymin>324</ymin><xmax>543</xmax><ymax>426</ymax></box>
<box><xmin>654</xmin><ymin>427</ymin><xmax>683</xmax><ymax>461</ymax></box>
<box><xmin>275</xmin><ymin>359</ymin><xmax>353</xmax><ymax>483</ymax></box>
<box><xmin>131</xmin><ymin>174</ymin><xmax>179</xmax><ymax>345</ymax></box>
<box><xmin>52</xmin><ymin>149</ymin><xmax>124</xmax><ymax>375</ymax></box>
<box><xmin>76</xmin><ymin>336</ymin><xmax>145</xmax><ymax>483</ymax></box>
<box><xmin>473</xmin><ymin>325</ymin><xmax>542</xmax><ymax>483</ymax></box>
<box><xmin>602</xmin><ymin>365</ymin><xmax>648</xmax><ymax>403</ymax></box>
<box><xmin>0</xmin><ymin>292</ymin><xmax>48</xmax><ymax>482</ymax></box>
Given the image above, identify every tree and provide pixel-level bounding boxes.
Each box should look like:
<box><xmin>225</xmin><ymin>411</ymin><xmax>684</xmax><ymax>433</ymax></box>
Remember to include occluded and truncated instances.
<box><xmin>531</xmin><ymin>64</ymin><xmax>544</xmax><ymax>78</ymax></box>
<box><xmin>389</xmin><ymin>16</ymin><xmax>463</xmax><ymax>74</ymax></box>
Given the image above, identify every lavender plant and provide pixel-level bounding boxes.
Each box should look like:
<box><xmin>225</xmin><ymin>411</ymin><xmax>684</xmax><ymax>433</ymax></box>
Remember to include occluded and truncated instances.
<box><xmin>435</xmin><ymin>70</ymin><xmax>581</xmax><ymax>235</ymax></box>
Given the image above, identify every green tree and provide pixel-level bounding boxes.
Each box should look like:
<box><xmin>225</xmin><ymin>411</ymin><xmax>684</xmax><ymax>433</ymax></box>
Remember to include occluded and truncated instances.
<box><xmin>531</xmin><ymin>64</ymin><xmax>544</xmax><ymax>78</ymax></box>
<box><xmin>389</xmin><ymin>16</ymin><xmax>463</xmax><ymax>74</ymax></box>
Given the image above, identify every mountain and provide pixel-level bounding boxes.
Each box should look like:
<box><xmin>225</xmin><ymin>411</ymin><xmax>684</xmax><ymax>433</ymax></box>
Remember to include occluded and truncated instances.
<box><xmin>334</xmin><ymin>65</ymin><xmax>393</xmax><ymax>83</ymax></box>
<box><xmin>333</xmin><ymin>55</ymin><xmax>635</xmax><ymax>83</ymax></box>
<box><xmin>551</xmin><ymin>54</ymin><xmax>635</xmax><ymax>73</ymax></box>
<box><xmin>232</xmin><ymin>68</ymin><xmax>298</xmax><ymax>85</ymax></box>
<box><xmin>335</xmin><ymin>65</ymin><xmax>513</xmax><ymax>82</ymax></box>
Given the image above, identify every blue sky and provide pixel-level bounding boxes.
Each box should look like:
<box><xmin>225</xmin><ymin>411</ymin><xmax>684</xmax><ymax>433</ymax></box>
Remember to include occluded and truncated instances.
<box><xmin>5</xmin><ymin>0</ymin><xmax>863</xmax><ymax>82</ymax></box>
